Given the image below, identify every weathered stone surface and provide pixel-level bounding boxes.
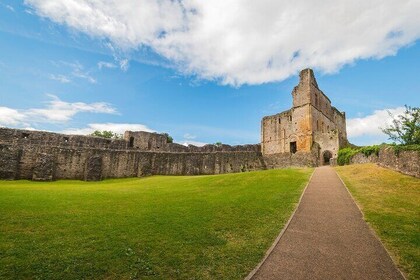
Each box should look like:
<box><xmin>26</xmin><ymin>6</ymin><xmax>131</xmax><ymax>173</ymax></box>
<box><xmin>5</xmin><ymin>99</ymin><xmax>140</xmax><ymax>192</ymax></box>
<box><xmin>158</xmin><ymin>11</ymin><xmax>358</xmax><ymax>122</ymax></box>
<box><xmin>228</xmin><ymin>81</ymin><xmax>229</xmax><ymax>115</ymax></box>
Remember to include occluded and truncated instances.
<box><xmin>349</xmin><ymin>147</ymin><xmax>420</xmax><ymax>178</ymax></box>
<box><xmin>261</xmin><ymin>68</ymin><xmax>347</xmax><ymax>165</ymax></box>
<box><xmin>84</xmin><ymin>156</ymin><xmax>102</xmax><ymax>181</ymax></box>
<box><xmin>0</xmin><ymin>144</ymin><xmax>21</xmax><ymax>180</ymax></box>
<box><xmin>32</xmin><ymin>153</ymin><xmax>55</xmax><ymax>181</ymax></box>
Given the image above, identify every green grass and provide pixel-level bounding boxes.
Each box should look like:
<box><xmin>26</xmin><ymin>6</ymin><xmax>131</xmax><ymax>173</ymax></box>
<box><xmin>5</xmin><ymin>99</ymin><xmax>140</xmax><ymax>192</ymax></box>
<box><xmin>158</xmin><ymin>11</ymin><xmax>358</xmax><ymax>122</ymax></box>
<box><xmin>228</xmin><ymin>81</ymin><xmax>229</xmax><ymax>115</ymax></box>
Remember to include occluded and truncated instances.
<box><xmin>335</xmin><ymin>164</ymin><xmax>420</xmax><ymax>279</ymax></box>
<box><xmin>0</xmin><ymin>168</ymin><xmax>312</xmax><ymax>280</ymax></box>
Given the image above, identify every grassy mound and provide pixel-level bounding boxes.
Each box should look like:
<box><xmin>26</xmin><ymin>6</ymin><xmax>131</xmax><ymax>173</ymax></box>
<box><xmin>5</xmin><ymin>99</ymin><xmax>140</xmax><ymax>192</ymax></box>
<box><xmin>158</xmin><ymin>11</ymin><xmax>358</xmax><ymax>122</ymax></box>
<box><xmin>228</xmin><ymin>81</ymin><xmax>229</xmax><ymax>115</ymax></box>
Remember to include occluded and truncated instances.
<box><xmin>0</xmin><ymin>168</ymin><xmax>312</xmax><ymax>279</ymax></box>
<box><xmin>336</xmin><ymin>164</ymin><xmax>420</xmax><ymax>279</ymax></box>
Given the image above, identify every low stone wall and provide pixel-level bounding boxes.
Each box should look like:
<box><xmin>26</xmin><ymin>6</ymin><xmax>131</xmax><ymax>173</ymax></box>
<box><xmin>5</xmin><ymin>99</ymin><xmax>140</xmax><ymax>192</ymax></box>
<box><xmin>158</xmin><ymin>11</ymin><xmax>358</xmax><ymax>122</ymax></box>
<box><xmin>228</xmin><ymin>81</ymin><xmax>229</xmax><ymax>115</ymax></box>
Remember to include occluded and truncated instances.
<box><xmin>349</xmin><ymin>146</ymin><xmax>420</xmax><ymax>178</ymax></box>
<box><xmin>0</xmin><ymin>144</ymin><xmax>267</xmax><ymax>181</ymax></box>
<box><xmin>263</xmin><ymin>152</ymin><xmax>318</xmax><ymax>168</ymax></box>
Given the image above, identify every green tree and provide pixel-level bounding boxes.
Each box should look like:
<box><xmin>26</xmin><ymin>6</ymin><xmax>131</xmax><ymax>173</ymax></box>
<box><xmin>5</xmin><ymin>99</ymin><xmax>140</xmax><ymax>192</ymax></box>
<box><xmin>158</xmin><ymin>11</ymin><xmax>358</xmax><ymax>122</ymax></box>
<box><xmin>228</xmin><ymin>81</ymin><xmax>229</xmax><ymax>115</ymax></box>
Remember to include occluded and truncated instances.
<box><xmin>162</xmin><ymin>133</ymin><xmax>173</xmax><ymax>143</ymax></box>
<box><xmin>382</xmin><ymin>105</ymin><xmax>420</xmax><ymax>145</ymax></box>
<box><xmin>214</xmin><ymin>142</ymin><xmax>222</xmax><ymax>146</ymax></box>
<box><xmin>90</xmin><ymin>130</ymin><xmax>122</xmax><ymax>139</ymax></box>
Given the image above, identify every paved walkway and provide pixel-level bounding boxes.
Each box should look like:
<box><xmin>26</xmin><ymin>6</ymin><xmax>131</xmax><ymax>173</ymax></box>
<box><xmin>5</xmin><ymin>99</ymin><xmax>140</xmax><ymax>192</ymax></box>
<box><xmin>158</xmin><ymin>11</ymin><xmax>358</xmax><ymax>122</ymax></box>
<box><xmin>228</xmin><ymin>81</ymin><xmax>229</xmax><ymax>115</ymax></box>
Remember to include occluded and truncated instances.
<box><xmin>251</xmin><ymin>166</ymin><xmax>404</xmax><ymax>280</ymax></box>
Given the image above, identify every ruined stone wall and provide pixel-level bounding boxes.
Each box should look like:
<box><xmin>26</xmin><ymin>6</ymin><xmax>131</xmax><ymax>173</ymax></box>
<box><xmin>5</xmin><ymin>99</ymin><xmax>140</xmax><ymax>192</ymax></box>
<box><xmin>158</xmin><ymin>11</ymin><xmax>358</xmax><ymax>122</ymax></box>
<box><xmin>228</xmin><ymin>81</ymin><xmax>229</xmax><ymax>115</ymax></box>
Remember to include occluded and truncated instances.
<box><xmin>261</xmin><ymin>105</ymin><xmax>313</xmax><ymax>155</ymax></box>
<box><xmin>312</xmin><ymin>108</ymin><xmax>340</xmax><ymax>160</ymax></box>
<box><xmin>124</xmin><ymin>131</ymin><xmax>168</xmax><ymax>151</ymax></box>
<box><xmin>349</xmin><ymin>146</ymin><xmax>420</xmax><ymax>178</ymax></box>
<box><xmin>261</xmin><ymin>110</ymin><xmax>292</xmax><ymax>154</ymax></box>
<box><xmin>0</xmin><ymin>127</ymin><xmax>268</xmax><ymax>181</ymax></box>
<box><xmin>0</xmin><ymin>144</ymin><xmax>267</xmax><ymax>181</ymax></box>
<box><xmin>0</xmin><ymin>127</ymin><xmax>128</xmax><ymax>150</ymax></box>
<box><xmin>263</xmin><ymin>151</ymin><xmax>318</xmax><ymax>169</ymax></box>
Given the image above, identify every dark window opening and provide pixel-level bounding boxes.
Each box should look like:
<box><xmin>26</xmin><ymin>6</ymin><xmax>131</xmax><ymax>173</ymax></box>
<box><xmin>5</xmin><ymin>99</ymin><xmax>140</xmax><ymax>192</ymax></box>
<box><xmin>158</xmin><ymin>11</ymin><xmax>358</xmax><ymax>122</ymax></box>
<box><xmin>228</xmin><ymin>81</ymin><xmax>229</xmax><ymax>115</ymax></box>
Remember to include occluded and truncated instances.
<box><xmin>129</xmin><ymin>137</ymin><xmax>134</xmax><ymax>148</ymax></box>
<box><xmin>278</xmin><ymin>118</ymin><xmax>281</xmax><ymax>124</ymax></box>
<box><xmin>63</xmin><ymin>137</ymin><xmax>69</xmax><ymax>143</ymax></box>
<box><xmin>290</xmin><ymin>141</ymin><xmax>297</xmax><ymax>154</ymax></box>
<box><xmin>289</xmin><ymin>115</ymin><xmax>292</xmax><ymax>122</ymax></box>
<box><xmin>22</xmin><ymin>133</ymin><xmax>29</xmax><ymax>139</ymax></box>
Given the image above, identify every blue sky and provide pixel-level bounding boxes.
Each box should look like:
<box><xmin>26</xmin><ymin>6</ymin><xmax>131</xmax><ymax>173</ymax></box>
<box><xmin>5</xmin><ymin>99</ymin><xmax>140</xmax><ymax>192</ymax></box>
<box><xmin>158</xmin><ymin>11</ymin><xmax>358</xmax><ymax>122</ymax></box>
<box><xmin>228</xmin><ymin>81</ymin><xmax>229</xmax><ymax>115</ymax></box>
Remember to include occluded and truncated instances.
<box><xmin>0</xmin><ymin>1</ymin><xmax>419</xmax><ymax>146</ymax></box>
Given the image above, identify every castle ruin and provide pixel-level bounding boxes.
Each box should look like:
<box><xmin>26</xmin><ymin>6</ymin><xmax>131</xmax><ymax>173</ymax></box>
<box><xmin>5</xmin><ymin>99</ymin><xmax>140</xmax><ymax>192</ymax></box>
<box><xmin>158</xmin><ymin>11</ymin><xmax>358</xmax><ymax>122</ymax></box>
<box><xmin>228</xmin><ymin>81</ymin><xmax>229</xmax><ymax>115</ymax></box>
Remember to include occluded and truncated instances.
<box><xmin>261</xmin><ymin>68</ymin><xmax>347</xmax><ymax>165</ymax></box>
<box><xmin>0</xmin><ymin>69</ymin><xmax>347</xmax><ymax>181</ymax></box>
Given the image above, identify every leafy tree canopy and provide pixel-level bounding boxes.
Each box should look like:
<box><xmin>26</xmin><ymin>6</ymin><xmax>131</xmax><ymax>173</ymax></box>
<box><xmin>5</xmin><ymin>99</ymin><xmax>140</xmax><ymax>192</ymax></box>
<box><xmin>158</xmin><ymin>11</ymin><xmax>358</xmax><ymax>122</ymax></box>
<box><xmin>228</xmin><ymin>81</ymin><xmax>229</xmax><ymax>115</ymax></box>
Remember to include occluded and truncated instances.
<box><xmin>90</xmin><ymin>130</ymin><xmax>122</xmax><ymax>139</ymax></box>
<box><xmin>382</xmin><ymin>105</ymin><xmax>420</xmax><ymax>145</ymax></box>
<box><xmin>162</xmin><ymin>133</ymin><xmax>173</xmax><ymax>143</ymax></box>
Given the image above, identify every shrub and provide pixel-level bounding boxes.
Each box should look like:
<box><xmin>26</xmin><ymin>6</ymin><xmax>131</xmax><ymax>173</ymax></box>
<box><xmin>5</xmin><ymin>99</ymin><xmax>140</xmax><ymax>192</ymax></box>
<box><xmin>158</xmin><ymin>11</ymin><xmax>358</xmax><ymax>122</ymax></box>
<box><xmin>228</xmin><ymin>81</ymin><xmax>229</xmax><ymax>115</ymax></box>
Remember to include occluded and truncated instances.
<box><xmin>391</xmin><ymin>144</ymin><xmax>420</xmax><ymax>156</ymax></box>
<box><xmin>161</xmin><ymin>133</ymin><xmax>173</xmax><ymax>143</ymax></box>
<box><xmin>90</xmin><ymin>130</ymin><xmax>122</xmax><ymax>139</ymax></box>
<box><xmin>337</xmin><ymin>145</ymin><xmax>380</xmax><ymax>165</ymax></box>
<box><xmin>359</xmin><ymin>145</ymin><xmax>381</xmax><ymax>157</ymax></box>
<box><xmin>338</xmin><ymin>143</ymin><xmax>420</xmax><ymax>165</ymax></box>
<box><xmin>337</xmin><ymin>147</ymin><xmax>359</xmax><ymax>166</ymax></box>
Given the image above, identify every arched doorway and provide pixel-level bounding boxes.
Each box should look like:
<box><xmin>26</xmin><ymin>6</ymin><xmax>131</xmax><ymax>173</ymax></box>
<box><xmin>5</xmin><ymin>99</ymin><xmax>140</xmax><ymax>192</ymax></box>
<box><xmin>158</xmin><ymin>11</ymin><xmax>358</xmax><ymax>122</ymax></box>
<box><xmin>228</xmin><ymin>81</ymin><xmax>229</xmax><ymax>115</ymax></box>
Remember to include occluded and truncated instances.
<box><xmin>323</xmin><ymin>150</ymin><xmax>333</xmax><ymax>165</ymax></box>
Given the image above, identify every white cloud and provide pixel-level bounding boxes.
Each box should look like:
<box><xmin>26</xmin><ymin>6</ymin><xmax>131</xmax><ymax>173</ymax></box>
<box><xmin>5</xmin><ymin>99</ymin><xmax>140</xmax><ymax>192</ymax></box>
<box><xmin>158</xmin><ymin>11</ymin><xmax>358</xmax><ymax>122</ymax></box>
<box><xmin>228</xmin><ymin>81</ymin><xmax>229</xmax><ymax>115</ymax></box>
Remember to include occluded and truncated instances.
<box><xmin>347</xmin><ymin>107</ymin><xmax>406</xmax><ymax>138</ymax></box>
<box><xmin>61</xmin><ymin>123</ymin><xmax>154</xmax><ymax>135</ymax></box>
<box><xmin>183</xmin><ymin>133</ymin><xmax>196</xmax><ymax>140</ymax></box>
<box><xmin>118</xmin><ymin>59</ymin><xmax>129</xmax><ymax>72</ymax></box>
<box><xmin>25</xmin><ymin>0</ymin><xmax>420</xmax><ymax>85</ymax></box>
<box><xmin>49</xmin><ymin>74</ymin><xmax>71</xmax><ymax>83</ymax></box>
<box><xmin>0</xmin><ymin>107</ymin><xmax>28</xmax><ymax>127</ymax></box>
<box><xmin>98</xmin><ymin>61</ymin><xmax>117</xmax><ymax>70</ymax></box>
<box><xmin>5</xmin><ymin>5</ymin><xmax>15</xmax><ymax>12</ymax></box>
<box><xmin>181</xmin><ymin>140</ymin><xmax>207</xmax><ymax>147</ymax></box>
<box><xmin>0</xmin><ymin>95</ymin><xmax>117</xmax><ymax>127</ymax></box>
<box><xmin>51</xmin><ymin>60</ymin><xmax>97</xmax><ymax>84</ymax></box>
<box><xmin>71</xmin><ymin>68</ymin><xmax>96</xmax><ymax>84</ymax></box>
<box><xmin>28</xmin><ymin>94</ymin><xmax>116</xmax><ymax>122</ymax></box>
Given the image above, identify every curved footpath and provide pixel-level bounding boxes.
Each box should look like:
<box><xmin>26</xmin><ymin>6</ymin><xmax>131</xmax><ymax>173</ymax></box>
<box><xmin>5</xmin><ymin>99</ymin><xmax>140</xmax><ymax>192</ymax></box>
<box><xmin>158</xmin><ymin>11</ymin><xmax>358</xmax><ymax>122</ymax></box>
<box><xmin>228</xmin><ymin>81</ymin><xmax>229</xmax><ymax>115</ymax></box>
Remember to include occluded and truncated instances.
<box><xmin>249</xmin><ymin>166</ymin><xmax>404</xmax><ymax>280</ymax></box>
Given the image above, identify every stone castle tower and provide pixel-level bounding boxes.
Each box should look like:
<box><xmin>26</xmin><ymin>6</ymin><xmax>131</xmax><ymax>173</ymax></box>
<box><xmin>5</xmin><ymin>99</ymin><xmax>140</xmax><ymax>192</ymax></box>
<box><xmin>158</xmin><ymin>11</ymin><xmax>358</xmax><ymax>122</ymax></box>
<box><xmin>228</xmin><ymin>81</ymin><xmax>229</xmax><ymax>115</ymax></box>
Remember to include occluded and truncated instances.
<box><xmin>261</xmin><ymin>69</ymin><xmax>347</xmax><ymax>165</ymax></box>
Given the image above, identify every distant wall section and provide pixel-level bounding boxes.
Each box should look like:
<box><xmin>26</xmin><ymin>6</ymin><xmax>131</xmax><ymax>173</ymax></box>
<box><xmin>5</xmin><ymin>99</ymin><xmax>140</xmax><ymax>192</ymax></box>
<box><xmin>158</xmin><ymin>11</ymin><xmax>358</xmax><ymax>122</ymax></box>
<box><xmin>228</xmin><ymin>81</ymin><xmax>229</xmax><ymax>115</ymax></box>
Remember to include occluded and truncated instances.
<box><xmin>0</xmin><ymin>128</ymin><xmax>266</xmax><ymax>181</ymax></box>
<box><xmin>347</xmin><ymin>146</ymin><xmax>420</xmax><ymax>178</ymax></box>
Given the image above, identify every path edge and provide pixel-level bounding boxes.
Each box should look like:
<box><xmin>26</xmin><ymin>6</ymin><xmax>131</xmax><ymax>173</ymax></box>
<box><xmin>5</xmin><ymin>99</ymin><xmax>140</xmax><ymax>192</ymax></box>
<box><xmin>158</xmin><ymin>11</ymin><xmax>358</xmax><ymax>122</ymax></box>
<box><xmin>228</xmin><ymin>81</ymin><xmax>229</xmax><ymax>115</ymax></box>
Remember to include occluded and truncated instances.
<box><xmin>334</xmin><ymin>167</ymin><xmax>407</xmax><ymax>280</ymax></box>
<box><xmin>244</xmin><ymin>168</ymin><xmax>315</xmax><ymax>280</ymax></box>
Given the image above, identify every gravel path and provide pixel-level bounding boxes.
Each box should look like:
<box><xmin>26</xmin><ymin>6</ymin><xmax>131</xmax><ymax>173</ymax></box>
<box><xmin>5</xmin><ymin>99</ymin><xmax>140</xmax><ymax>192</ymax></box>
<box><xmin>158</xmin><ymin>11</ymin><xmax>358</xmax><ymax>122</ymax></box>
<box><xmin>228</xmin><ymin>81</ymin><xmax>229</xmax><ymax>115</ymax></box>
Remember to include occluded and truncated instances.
<box><xmin>250</xmin><ymin>166</ymin><xmax>404</xmax><ymax>280</ymax></box>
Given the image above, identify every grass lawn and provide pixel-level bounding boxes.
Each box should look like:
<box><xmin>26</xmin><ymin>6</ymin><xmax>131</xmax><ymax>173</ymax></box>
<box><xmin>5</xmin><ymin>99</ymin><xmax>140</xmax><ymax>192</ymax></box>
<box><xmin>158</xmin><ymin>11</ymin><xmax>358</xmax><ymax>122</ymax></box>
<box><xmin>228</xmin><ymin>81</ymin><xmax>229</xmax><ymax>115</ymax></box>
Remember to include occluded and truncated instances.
<box><xmin>335</xmin><ymin>163</ymin><xmax>420</xmax><ymax>280</ymax></box>
<box><xmin>0</xmin><ymin>168</ymin><xmax>312</xmax><ymax>279</ymax></box>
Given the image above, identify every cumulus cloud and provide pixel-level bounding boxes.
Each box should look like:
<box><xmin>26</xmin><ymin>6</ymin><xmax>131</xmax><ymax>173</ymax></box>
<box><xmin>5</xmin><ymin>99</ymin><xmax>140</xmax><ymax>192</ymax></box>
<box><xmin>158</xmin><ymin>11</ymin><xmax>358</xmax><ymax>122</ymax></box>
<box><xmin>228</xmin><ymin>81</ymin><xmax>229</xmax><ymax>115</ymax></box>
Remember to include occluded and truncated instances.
<box><xmin>0</xmin><ymin>95</ymin><xmax>117</xmax><ymax>127</ymax></box>
<box><xmin>0</xmin><ymin>107</ymin><xmax>28</xmax><ymax>126</ymax></box>
<box><xmin>347</xmin><ymin>107</ymin><xmax>406</xmax><ymax>138</ymax></box>
<box><xmin>25</xmin><ymin>0</ymin><xmax>420</xmax><ymax>85</ymax></box>
<box><xmin>61</xmin><ymin>123</ymin><xmax>154</xmax><ymax>135</ymax></box>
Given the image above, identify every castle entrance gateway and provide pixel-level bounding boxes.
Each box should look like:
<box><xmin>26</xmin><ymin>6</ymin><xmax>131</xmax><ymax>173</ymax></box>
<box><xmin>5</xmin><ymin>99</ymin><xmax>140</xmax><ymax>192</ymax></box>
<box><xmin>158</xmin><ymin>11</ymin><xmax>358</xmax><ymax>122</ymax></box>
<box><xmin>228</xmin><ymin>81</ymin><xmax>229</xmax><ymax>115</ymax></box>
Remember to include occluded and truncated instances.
<box><xmin>323</xmin><ymin>150</ymin><xmax>333</xmax><ymax>165</ymax></box>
